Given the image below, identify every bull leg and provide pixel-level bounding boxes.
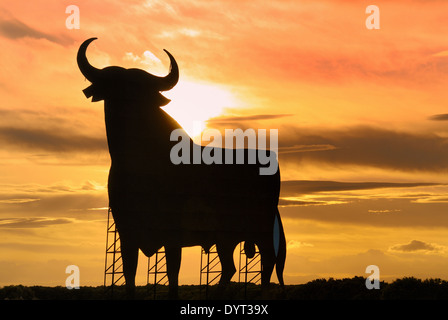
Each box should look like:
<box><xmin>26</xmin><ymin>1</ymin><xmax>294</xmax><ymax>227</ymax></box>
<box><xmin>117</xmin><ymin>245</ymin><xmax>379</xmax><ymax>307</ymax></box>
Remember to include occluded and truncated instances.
<box><xmin>120</xmin><ymin>237</ymin><xmax>139</xmax><ymax>299</ymax></box>
<box><xmin>217</xmin><ymin>242</ymin><xmax>236</xmax><ymax>285</ymax></box>
<box><xmin>165</xmin><ymin>246</ymin><xmax>182</xmax><ymax>299</ymax></box>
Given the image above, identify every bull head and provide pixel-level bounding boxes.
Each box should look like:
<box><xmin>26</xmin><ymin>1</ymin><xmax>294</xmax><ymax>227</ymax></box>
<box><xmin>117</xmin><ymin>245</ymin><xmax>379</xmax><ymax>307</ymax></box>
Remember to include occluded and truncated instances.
<box><xmin>77</xmin><ymin>37</ymin><xmax>179</xmax><ymax>106</ymax></box>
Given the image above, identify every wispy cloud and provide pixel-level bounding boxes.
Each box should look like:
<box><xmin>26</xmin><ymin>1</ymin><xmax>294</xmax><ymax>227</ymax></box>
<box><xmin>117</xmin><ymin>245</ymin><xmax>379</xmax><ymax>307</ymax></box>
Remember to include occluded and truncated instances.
<box><xmin>0</xmin><ymin>126</ymin><xmax>107</xmax><ymax>153</ymax></box>
<box><xmin>432</xmin><ymin>51</ymin><xmax>448</xmax><ymax>57</ymax></box>
<box><xmin>287</xmin><ymin>240</ymin><xmax>314</xmax><ymax>249</ymax></box>
<box><xmin>389</xmin><ymin>240</ymin><xmax>446</xmax><ymax>254</ymax></box>
<box><xmin>0</xmin><ymin>181</ymin><xmax>108</xmax><ymax>220</ymax></box>
<box><xmin>0</xmin><ymin>198</ymin><xmax>39</xmax><ymax>204</ymax></box>
<box><xmin>208</xmin><ymin>113</ymin><xmax>293</xmax><ymax>123</ymax></box>
<box><xmin>279</xmin><ymin>144</ymin><xmax>337</xmax><ymax>154</ymax></box>
<box><xmin>0</xmin><ymin>217</ymin><xmax>73</xmax><ymax>228</ymax></box>
<box><xmin>428</xmin><ymin>114</ymin><xmax>448</xmax><ymax>121</ymax></box>
<box><xmin>0</xmin><ymin>16</ymin><xmax>73</xmax><ymax>45</ymax></box>
<box><xmin>279</xmin><ymin>126</ymin><xmax>448</xmax><ymax>172</ymax></box>
<box><xmin>278</xmin><ymin>198</ymin><xmax>327</xmax><ymax>207</ymax></box>
<box><xmin>280</xmin><ymin>180</ymin><xmax>440</xmax><ymax>197</ymax></box>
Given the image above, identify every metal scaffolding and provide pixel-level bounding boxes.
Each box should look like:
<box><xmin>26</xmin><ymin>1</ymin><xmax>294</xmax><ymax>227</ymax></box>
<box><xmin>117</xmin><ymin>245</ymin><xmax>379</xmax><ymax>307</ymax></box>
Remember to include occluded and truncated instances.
<box><xmin>239</xmin><ymin>242</ymin><xmax>262</xmax><ymax>297</ymax></box>
<box><xmin>104</xmin><ymin>209</ymin><xmax>169</xmax><ymax>299</ymax></box>
<box><xmin>104</xmin><ymin>209</ymin><xmax>263</xmax><ymax>299</ymax></box>
<box><xmin>147</xmin><ymin>247</ymin><xmax>168</xmax><ymax>299</ymax></box>
<box><xmin>104</xmin><ymin>208</ymin><xmax>125</xmax><ymax>296</ymax></box>
<box><xmin>199</xmin><ymin>244</ymin><xmax>221</xmax><ymax>298</ymax></box>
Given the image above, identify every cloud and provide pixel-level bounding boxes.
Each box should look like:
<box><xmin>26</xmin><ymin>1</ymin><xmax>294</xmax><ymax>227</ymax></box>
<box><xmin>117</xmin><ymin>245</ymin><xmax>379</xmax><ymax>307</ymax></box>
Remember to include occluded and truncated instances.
<box><xmin>0</xmin><ymin>17</ymin><xmax>50</xmax><ymax>39</ymax></box>
<box><xmin>279</xmin><ymin>126</ymin><xmax>448</xmax><ymax>172</ymax></box>
<box><xmin>123</xmin><ymin>50</ymin><xmax>161</xmax><ymax>66</ymax></box>
<box><xmin>280</xmin><ymin>194</ymin><xmax>448</xmax><ymax>228</ymax></box>
<box><xmin>389</xmin><ymin>240</ymin><xmax>445</xmax><ymax>253</ymax></box>
<box><xmin>279</xmin><ymin>198</ymin><xmax>326</xmax><ymax>207</ymax></box>
<box><xmin>0</xmin><ymin>126</ymin><xmax>107</xmax><ymax>153</ymax></box>
<box><xmin>412</xmin><ymin>196</ymin><xmax>448</xmax><ymax>204</ymax></box>
<box><xmin>157</xmin><ymin>1</ymin><xmax>448</xmax><ymax>88</ymax></box>
<box><xmin>200</xmin><ymin>123</ymin><xmax>448</xmax><ymax>173</ymax></box>
<box><xmin>428</xmin><ymin>114</ymin><xmax>448</xmax><ymax>121</ymax></box>
<box><xmin>0</xmin><ymin>16</ymin><xmax>72</xmax><ymax>45</ymax></box>
<box><xmin>0</xmin><ymin>198</ymin><xmax>39</xmax><ymax>204</ymax></box>
<box><xmin>286</xmin><ymin>246</ymin><xmax>448</xmax><ymax>284</ymax></box>
<box><xmin>0</xmin><ymin>217</ymin><xmax>73</xmax><ymax>228</ymax></box>
<box><xmin>0</xmin><ymin>193</ymin><xmax>107</xmax><ymax>217</ymax></box>
<box><xmin>280</xmin><ymin>180</ymin><xmax>439</xmax><ymax>197</ymax></box>
<box><xmin>158</xmin><ymin>28</ymin><xmax>213</xmax><ymax>39</ymax></box>
<box><xmin>287</xmin><ymin>240</ymin><xmax>314</xmax><ymax>249</ymax></box>
<box><xmin>432</xmin><ymin>51</ymin><xmax>448</xmax><ymax>57</ymax></box>
<box><xmin>0</xmin><ymin>181</ymin><xmax>108</xmax><ymax>220</ymax></box>
<box><xmin>208</xmin><ymin>114</ymin><xmax>293</xmax><ymax>123</ymax></box>
<box><xmin>279</xmin><ymin>144</ymin><xmax>337</xmax><ymax>154</ymax></box>
<box><xmin>278</xmin><ymin>181</ymin><xmax>448</xmax><ymax>228</ymax></box>
<box><xmin>368</xmin><ymin>209</ymin><xmax>401</xmax><ymax>214</ymax></box>
<box><xmin>0</xmin><ymin>181</ymin><xmax>103</xmax><ymax>195</ymax></box>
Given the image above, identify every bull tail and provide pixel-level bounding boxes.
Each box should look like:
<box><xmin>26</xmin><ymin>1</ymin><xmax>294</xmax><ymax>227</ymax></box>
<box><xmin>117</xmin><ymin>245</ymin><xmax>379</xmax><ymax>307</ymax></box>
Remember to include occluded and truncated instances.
<box><xmin>245</xmin><ymin>209</ymin><xmax>286</xmax><ymax>286</ymax></box>
<box><xmin>273</xmin><ymin>208</ymin><xmax>286</xmax><ymax>287</ymax></box>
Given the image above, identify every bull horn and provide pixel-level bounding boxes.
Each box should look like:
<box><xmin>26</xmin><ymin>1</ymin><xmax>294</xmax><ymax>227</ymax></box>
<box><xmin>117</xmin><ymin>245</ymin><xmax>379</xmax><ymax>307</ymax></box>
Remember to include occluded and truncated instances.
<box><xmin>77</xmin><ymin>37</ymin><xmax>101</xmax><ymax>82</ymax></box>
<box><xmin>157</xmin><ymin>49</ymin><xmax>179</xmax><ymax>91</ymax></box>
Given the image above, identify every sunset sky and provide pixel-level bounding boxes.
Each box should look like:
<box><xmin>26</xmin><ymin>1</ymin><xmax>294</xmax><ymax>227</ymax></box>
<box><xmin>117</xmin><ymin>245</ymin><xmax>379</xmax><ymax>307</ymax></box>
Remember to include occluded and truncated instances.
<box><xmin>1</xmin><ymin>0</ymin><xmax>448</xmax><ymax>288</ymax></box>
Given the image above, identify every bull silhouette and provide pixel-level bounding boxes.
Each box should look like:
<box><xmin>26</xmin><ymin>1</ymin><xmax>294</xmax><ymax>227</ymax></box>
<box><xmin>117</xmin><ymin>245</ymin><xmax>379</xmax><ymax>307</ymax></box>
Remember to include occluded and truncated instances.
<box><xmin>77</xmin><ymin>38</ymin><xmax>286</xmax><ymax>298</ymax></box>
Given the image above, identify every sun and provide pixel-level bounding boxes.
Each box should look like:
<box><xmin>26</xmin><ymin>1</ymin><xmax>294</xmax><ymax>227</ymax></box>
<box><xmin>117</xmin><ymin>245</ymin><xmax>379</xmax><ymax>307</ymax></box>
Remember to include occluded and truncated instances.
<box><xmin>162</xmin><ymin>80</ymin><xmax>240</xmax><ymax>141</ymax></box>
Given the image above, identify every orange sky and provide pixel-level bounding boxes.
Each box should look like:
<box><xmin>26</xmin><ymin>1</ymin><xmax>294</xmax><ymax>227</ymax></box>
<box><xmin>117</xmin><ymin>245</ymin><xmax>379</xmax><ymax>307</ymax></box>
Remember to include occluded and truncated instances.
<box><xmin>1</xmin><ymin>0</ymin><xmax>448</xmax><ymax>287</ymax></box>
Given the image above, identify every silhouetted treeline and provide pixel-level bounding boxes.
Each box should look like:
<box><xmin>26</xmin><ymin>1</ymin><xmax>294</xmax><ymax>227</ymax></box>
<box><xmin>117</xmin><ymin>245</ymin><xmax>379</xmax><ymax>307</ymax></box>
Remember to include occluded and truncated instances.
<box><xmin>2</xmin><ymin>277</ymin><xmax>448</xmax><ymax>300</ymax></box>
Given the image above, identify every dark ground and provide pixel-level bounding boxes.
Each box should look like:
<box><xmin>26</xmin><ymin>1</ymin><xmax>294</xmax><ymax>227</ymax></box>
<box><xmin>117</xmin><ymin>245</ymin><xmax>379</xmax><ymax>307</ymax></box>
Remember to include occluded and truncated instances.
<box><xmin>2</xmin><ymin>276</ymin><xmax>448</xmax><ymax>300</ymax></box>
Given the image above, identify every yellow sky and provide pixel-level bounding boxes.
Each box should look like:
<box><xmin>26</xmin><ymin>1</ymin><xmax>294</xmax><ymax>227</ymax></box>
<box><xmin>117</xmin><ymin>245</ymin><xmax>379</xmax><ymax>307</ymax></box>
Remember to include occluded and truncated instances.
<box><xmin>1</xmin><ymin>0</ymin><xmax>448</xmax><ymax>287</ymax></box>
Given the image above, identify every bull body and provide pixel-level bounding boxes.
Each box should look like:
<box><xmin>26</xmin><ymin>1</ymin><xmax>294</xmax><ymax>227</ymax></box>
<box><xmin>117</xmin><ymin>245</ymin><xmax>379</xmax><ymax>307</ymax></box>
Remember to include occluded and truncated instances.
<box><xmin>77</xmin><ymin>38</ymin><xmax>286</xmax><ymax>298</ymax></box>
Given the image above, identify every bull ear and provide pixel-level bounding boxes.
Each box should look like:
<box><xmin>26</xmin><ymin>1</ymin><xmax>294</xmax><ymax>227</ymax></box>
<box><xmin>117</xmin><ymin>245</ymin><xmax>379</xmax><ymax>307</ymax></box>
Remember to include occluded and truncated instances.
<box><xmin>82</xmin><ymin>84</ymin><xmax>106</xmax><ymax>102</ymax></box>
<box><xmin>156</xmin><ymin>93</ymin><xmax>171</xmax><ymax>106</ymax></box>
